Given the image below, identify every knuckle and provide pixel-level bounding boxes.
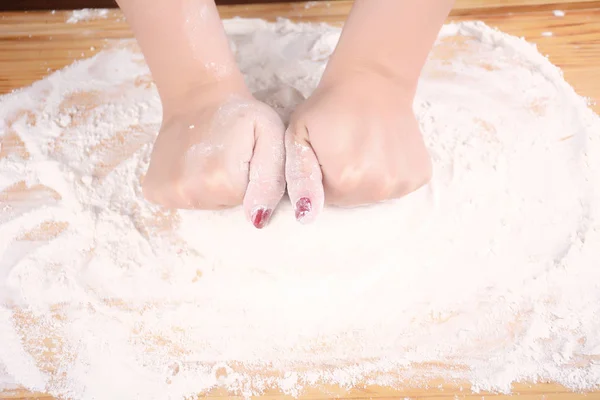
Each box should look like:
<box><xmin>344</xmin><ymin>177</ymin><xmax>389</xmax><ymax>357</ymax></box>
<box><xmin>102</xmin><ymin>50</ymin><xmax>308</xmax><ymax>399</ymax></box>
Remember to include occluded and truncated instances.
<box><xmin>288</xmin><ymin>118</ymin><xmax>310</xmax><ymax>142</ymax></box>
<box><xmin>325</xmin><ymin>163</ymin><xmax>401</xmax><ymax>205</ymax></box>
<box><xmin>372</xmin><ymin>178</ymin><xmax>396</xmax><ymax>202</ymax></box>
<box><xmin>207</xmin><ymin>173</ymin><xmax>245</xmax><ymax>205</ymax></box>
<box><xmin>323</xmin><ymin>164</ymin><xmax>359</xmax><ymax>199</ymax></box>
<box><xmin>177</xmin><ymin>150</ymin><xmax>247</xmax><ymax>209</ymax></box>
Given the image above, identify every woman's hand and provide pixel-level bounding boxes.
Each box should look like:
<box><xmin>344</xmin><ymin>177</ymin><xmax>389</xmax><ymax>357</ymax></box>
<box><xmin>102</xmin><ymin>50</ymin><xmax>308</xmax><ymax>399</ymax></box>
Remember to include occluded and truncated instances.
<box><xmin>143</xmin><ymin>82</ymin><xmax>286</xmax><ymax>229</ymax></box>
<box><xmin>283</xmin><ymin>0</ymin><xmax>452</xmax><ymax>223</ymax></box>
<box><xmin>285</xmin><ymin>72</ymin><xmax>432</xmax><ymax>223</ymax></box>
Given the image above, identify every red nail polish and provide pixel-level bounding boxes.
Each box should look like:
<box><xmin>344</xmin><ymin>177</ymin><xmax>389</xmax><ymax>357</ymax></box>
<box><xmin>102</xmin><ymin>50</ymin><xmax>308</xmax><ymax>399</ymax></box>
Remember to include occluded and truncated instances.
<box><xmin>252</xmin><ymin>208</ymin><xmax>272</xmax><ymax>229</ymax></box>
<box><xmin>295</xmin><ymin>197</ymin><xmax>312</xmax><ymax>221</ymax></box>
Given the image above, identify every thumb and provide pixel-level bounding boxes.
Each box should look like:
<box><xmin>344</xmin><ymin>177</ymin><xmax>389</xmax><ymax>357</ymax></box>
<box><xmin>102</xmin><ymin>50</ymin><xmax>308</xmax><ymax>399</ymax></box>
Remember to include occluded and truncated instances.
<box><xmin>243</xmin><ymin>113</ymin><xmax>286</xmax><ymax>229</ymax></box>
<box><xmin>285</xmin><ymin>124</ymin><xmax>324</xmax><ymax>224</ymax></box>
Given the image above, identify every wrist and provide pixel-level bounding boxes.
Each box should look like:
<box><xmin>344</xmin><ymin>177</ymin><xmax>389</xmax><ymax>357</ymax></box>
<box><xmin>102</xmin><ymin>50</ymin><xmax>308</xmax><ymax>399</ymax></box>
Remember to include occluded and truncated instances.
<box><xmin>161</xmin><ymin>75</ymin><xmax>252</xmax><ymax>119</ymax></box>
<box><xmin>158</xmin><ymin>67</ymin><xmax>248</xmax><ymax>109</ymax></box>
<box><xmin>319</xmin><ymin>56</ymin><xmax>419</xmax><ymax>99</ymax></box>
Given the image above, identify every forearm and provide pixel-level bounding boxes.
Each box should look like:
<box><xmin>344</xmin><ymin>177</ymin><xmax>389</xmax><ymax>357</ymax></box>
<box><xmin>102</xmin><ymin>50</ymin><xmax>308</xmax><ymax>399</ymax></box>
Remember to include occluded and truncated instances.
<box><xmin>116</xmin><ymin>0</ymin><xmax>244</xmax><ymax>106</ymax></box>
<box><xmin>323</xmin><ymin>0</ymin><xmax>454</xmax><ymax>91</ymax></box>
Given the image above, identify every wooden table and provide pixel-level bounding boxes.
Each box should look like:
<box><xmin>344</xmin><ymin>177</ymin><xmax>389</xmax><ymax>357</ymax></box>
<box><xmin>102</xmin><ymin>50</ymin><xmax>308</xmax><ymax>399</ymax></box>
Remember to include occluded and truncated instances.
<box><xmin>0</xmin><ymin>0</ymin><xmax>599</xmax><ymax>114</ymax></box>
<box><xmin>1</xmin><ymin>1</ymin><xmax>599</xmax><ymax>399</ymax></box>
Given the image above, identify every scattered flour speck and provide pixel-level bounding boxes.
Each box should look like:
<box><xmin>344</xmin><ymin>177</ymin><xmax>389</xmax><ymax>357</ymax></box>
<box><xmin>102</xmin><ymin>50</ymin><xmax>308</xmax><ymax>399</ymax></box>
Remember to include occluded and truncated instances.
<box><xmin>0</xmin><ymin>18</ymin><xmax>599</xmax><ymax>400</ymax></box>
<box><xmin>66</xmin><ymin>8</ymin><xmax>110</xmax><ymax>24</ymax></box>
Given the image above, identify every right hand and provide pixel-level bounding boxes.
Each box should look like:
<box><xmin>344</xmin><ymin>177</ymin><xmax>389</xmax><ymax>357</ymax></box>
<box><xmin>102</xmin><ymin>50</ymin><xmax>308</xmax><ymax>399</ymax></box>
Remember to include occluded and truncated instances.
<box><xmin>285</xmin><ymin>71</ymin><xmax>432</xmax><ymax>223</ymax></box>
<box><xmin>143</xmin><ymin>82</ymin><xmax>286</xmax><ymax>229</ymax></box>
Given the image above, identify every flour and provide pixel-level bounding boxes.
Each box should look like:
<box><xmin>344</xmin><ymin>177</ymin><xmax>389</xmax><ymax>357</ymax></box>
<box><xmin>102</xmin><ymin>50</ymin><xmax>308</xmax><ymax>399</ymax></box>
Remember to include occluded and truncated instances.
<box><xmin>0</xmin><ymin>362</ymin><xmax>17</xmax><ymax>391</ymax></box>
<box><xmin>1</xmin><ymin>18</ymin><xmax>600</xmax><ymax>400</ymax></box>
<box><xmin>66</xmin><ymin>8</ymin><xmax>110</xmax><ymax>23</ymax></box>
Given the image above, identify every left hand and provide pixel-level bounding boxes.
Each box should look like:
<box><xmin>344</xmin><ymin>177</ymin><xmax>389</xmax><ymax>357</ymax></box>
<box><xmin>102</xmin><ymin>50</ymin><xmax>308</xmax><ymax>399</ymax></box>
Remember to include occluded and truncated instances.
<box><xmin>142</xmin><ymin>82</ymin><xmax>286</xmax><ymax>229</ymax></box>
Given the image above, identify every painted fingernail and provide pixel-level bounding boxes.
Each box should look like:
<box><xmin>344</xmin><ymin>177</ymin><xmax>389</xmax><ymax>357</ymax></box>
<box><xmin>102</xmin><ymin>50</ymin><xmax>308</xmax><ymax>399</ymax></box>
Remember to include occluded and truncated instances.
<box><xmin>251</xmin><ymin>208</ymin><xmax>272</xmax><ymax>229</ymax></box>
<box><xmin>295</xmin><ymin>197</ymin><xmax>312</xmax><ymax>222</ymax></box>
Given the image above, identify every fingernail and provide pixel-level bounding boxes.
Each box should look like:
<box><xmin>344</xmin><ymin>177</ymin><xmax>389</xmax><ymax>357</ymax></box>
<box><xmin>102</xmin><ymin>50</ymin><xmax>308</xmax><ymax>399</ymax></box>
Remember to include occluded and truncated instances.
<box><xmin>295</xmin><ymin>197</ymin><xmax>312</xmax><ymax>222</ymax></box>
<box><xmin>251</xmin><ymin>207</ymin><xmax>272</xmax><ymax>229</ymax></box>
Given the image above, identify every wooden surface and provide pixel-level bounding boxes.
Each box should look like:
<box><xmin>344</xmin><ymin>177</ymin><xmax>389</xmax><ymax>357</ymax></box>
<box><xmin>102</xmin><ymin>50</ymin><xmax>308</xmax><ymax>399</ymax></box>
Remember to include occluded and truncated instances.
<box><xmin>1</xmin><ymin>0</ymin><xmax>307</xmax><ymax>12</ymax></box>
<box><xmin>1</xmin><ymin>1</ymin><xmax>600</xmax><ymax>399</ymax></box>
<box><xmin>1</xmin><ymin>382</ymin><xmax>599</xmax><ymax>400</ymax></box>
<box><xmin>0</xmin><ymin>0</ymin><xmax>599</xmax><ymax>113</ymax></box>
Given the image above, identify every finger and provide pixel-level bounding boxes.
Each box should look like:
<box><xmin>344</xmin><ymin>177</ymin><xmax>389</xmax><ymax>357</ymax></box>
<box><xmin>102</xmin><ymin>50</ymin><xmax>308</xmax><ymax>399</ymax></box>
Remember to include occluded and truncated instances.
<box><xmin>243</xmin><ymin>111</ymin><xmax>286</xmax><ymax>229</ymax></box>
<box><xmin>285</xmin><ymin>124</ymin><xmax>324</xmax><ymax>224</ymax></box>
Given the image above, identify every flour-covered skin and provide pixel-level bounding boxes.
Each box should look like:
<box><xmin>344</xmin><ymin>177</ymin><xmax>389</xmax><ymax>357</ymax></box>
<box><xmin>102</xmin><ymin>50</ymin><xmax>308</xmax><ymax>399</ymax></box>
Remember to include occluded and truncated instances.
<box><xmin>117</xmin><ymin>0</ymin><xmax>285</xmax><ymax>228</ymax></box>
<box><xmin>286</xmin><ymin>74</ymin><xmax>431</xmax><ymax>223</ymax></box>
<box><xmin>286</xmin><ymin>0</ymin><xmax>454</xmax><ymax>222</ymax></box>
<box><xmin>118</xmin><ymin>0</ymin><xmax>454</xmax><ymax>226</ymax></box>
<box><xmin>143</xmin><ymin>84</ymin><xmax>285</xmax><ymax>228</ymax></box>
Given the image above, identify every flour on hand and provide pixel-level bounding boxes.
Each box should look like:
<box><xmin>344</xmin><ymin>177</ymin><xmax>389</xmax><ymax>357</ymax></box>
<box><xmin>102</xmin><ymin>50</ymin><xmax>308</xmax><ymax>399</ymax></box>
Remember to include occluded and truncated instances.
<box><xmin>1</xmin><ymin>19</ymin><xmax>600</xmax><ymax>399</ymax></box>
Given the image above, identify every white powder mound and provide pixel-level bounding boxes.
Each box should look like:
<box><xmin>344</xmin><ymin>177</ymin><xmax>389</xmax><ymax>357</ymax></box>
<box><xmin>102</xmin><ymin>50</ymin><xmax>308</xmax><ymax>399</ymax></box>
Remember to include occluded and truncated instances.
<box><xmin>1</xmin><ymin>18</ymin><xmax>600</xmax><ymax>399</ymax></box>
<box><xmin>0</xmin><ymin>362</ymin><xmax>17</xmax><ymax>391</ymax></box>
<box><xmin>66</xmin><ymin>8</ymin><xmax>110</xmax><ymax>24</ymax></box>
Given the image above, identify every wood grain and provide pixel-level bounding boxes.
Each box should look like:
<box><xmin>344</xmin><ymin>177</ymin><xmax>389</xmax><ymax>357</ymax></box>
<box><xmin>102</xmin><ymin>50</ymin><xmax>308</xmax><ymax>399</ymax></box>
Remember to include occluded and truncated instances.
<box><xmin>0</xmin><ymin>1</ymin><xmax>599</xmax><ymax>113</ymax></box>
<box><xmin>1</xmin><ymin>1</ymin><xmax>600</xmax><ymax>399</ymax></box>
<box><xmin>0</xmin><ymin>381</ymin><xmax>597</xmax><ymax>400</ymax></box>
<box><xmin>1</xmin><ymin>0</ymin><xmax>311</xmax><ymax>12</ymax></box>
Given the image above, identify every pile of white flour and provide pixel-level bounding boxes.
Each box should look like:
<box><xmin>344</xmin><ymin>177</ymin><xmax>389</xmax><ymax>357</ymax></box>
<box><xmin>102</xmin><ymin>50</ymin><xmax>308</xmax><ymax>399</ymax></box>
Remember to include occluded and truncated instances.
<box><xmin>1</xmin><ymin>18</ymin><xmax>600</xmax><ymax>399</ymax></box>
<box><xmin>66</xmin><ymin>8</ymin><xmax>110</xmax><ymax>23</ymax></box>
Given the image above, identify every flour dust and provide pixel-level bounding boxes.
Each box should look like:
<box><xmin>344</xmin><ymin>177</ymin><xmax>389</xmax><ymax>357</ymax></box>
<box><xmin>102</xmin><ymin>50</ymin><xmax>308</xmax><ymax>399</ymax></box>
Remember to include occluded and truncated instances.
<box><xmin>1</xmin><ymin>18</ymin><xmax>599</xmax><ymax>400</ymax></box>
